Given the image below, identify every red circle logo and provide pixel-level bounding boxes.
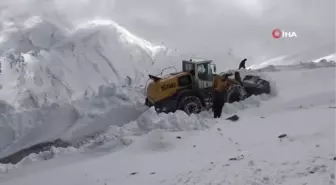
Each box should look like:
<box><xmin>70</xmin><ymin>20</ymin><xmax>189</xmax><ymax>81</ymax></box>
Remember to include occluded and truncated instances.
<box><xmin>272</xmin><ymin>29</ymin><xmax>282</xmax><ymax>39</ymax></box>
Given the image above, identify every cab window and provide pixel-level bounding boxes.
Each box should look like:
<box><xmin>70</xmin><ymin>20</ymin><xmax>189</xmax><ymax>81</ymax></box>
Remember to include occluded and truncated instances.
<box><xmin>197</xmin><ymin>63</ymin><xmax>213</xmax><ymax>81</ymax></box>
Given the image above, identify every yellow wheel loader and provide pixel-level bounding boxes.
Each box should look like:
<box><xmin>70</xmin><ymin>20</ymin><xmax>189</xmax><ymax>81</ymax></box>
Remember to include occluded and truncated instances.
<box><xmin>144</xmin><ymin>58</ymin><xmax>270</xmax><ymax>115</ymax></box>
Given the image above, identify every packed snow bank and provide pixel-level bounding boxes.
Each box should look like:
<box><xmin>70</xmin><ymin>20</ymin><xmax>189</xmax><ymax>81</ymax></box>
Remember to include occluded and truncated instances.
<box><xmin>0</xmin><ymin>127</ymin><xmax>14</xmax><ymax>151</ymax></box>
<box><xmin>61</xmin><ymin>86</ymin><xmax>147</xmax><ymax>144</ymax></box>
<box><xmin>0</xmin><ymin>83</ymin><xmax>147</xmax><ymax>160</ymax></box>
<box><xmin>0</xmin><ymin>16</ymin><xmax>166</xmax><ymax>108</ymax></box>
<box><xmin>0</xmin><ymin>146</ymin><xmax>78</xmax><ymax>173</ymax></box>
<box><xmin>0</xmin><ymin>103</ymin><xmax>79</xmax><ymax>158</ymax></box>
<box><xmin>0</xmin><ymin>16</ymin><xmax>169</xmax><ymax>159</ymax></box>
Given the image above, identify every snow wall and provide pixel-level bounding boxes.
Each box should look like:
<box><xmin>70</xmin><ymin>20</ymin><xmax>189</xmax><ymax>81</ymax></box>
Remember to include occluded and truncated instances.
<box><xmin>0</xmin><ymin>16</ymin><xmax>172</xmax><ymax>158</ymax></box>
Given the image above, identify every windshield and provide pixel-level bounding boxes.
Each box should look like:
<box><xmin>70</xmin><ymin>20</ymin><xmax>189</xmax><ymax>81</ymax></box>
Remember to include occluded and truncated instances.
<box><xmin>197</xmin><ymin>63</ymin><xmax>213</xmax><ymax>81</ymax></box>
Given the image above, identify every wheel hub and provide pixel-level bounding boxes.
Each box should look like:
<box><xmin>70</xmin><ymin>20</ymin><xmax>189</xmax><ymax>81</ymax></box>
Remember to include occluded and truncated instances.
<box><xmin>184</xmin><ymin>102</ymin><xmax>199</xmax><ymax>115</ymax></box>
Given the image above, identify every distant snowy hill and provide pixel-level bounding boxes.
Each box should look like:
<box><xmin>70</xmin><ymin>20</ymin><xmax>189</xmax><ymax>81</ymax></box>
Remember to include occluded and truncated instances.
<box><xmin>248</xmin><ymin>43</ymin><xmax>335</xmax><ymax>70</ymax></box>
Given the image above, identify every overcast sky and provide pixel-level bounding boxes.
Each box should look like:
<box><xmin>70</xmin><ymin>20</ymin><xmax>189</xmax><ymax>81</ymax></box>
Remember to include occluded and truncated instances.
<box><xmin>0</xmin><ymin>0</ymin><xmax>335</xmax><ymax>67</ymax></box>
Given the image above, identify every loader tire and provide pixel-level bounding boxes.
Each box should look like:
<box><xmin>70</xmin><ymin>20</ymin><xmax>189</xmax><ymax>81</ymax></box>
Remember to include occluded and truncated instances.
<box><xmin>178</xmin><ymin>96</ymin><xmax>203</xmax><ymax>115</ymax></box>
<box><xmin>226</xmin><ymin>85</ymin><xmax>248</xmax><ymax>103</ymax></box>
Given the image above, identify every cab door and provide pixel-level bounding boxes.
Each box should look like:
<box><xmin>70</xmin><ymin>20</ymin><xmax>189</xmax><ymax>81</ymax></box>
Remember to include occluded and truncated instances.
<box><xmin>196</xmin><ymin>63</ymin><xmax>213</xmax><ymax>89</ymax></box>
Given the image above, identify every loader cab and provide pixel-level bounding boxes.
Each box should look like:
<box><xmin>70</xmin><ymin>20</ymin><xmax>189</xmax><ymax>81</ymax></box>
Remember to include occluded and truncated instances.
<box><xmin>182</xmin><ymin>59</ymin><xmax>215</xmax><ymax>89</ymax></box>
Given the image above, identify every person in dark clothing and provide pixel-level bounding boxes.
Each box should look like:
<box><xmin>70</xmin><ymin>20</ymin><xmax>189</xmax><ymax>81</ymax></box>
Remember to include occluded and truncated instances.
<box><xmin>213</xmin><ymin>90</ymin><xmax>225</xmax><ymax>118</ymax></box>
<box><xmin>239</xmin><ymin>58</ymin><xmax>247</xmax><ymax>69</ymax></box>
<box><xmin>212</xmin><ymin>79</ymin><xmax>227</xmax><ymax>118</ymax></box>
